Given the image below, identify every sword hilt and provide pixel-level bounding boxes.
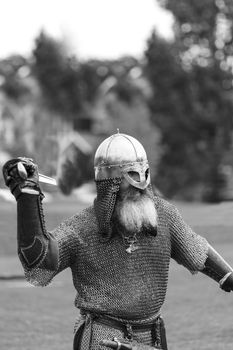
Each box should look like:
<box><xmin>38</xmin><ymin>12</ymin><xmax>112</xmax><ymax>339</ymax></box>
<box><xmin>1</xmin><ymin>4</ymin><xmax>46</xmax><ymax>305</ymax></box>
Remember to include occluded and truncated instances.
<box><xmin>99</xmin><ymin>340</ymin><xmax>132</xmax><ymax>350</ymax></box>
<box><xmin>17</xmin><ymin>162</ymin><xmax>57</xmax><ymax>186</ymax></box>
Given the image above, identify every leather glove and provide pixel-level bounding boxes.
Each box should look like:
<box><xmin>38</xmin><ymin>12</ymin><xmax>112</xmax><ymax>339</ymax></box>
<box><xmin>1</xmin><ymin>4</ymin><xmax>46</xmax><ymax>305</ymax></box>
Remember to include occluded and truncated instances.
<box><xmin>2</xmin><ymin>157</ymin><xmax>41</xmax><ymax>200</ymax></box>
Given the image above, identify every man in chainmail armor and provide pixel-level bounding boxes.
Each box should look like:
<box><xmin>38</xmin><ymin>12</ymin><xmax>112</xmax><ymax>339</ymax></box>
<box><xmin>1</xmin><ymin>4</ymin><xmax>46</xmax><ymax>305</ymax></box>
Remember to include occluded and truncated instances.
<box><xmin>2</xmin><ymin>132</ymin><xmax>233</xmax><ymax>350</ymax></box>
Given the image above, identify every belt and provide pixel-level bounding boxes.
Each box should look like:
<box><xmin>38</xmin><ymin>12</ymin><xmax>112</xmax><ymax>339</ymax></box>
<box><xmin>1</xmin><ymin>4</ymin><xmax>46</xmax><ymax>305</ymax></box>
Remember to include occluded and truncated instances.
<box><xmin>86</xmin><ymin>313</ymin><xmax>161</xmax><ymax>342</ymax></box>
<box><xmin>95</xmin><ymin>315</ymin><xmax>158</xmax><ymax>332</ymax></box>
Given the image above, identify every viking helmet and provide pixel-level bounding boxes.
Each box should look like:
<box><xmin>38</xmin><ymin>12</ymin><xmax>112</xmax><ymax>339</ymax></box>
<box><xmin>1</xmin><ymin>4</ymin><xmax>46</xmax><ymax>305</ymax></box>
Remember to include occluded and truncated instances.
<box><xmin>94</xmin><ymin>133</ymin><xmax>150</xmax><ymax>190</ymax></box>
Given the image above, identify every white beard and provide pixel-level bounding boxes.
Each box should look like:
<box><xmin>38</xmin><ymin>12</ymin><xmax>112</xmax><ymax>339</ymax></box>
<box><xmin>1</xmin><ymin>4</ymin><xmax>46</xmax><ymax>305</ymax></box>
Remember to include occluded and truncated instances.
<box><xmin>114</xmin><ymin>187</ymin><xmax>158</xmax><ymax>234</ymax></box>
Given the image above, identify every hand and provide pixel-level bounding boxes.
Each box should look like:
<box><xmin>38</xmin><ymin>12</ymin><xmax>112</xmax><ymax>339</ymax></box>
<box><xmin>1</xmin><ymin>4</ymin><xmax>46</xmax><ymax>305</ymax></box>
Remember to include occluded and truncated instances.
<box><xmin>2</xmin><ymin>157</ymin><xmax>41</xmax><ymax>199</ymax></box>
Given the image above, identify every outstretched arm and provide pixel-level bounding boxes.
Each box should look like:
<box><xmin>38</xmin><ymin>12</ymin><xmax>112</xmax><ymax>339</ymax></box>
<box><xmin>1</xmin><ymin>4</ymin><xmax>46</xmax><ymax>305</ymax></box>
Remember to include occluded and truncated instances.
<box><xmin>168</xmin><ymin>201</ymin><xmax>233</xmax><ymax>292</ymax></box>
<box><xmin>201</xmin><ymin>244</ymin><xmax>233</xmax><ymax>292</ymax></box>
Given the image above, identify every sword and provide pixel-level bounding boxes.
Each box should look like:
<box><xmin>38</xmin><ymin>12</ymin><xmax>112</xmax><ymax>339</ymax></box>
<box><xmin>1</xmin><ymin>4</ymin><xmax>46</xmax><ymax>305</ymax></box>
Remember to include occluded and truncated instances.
<box><xmin>38</xmin><ymin>173</ymin><xmax>57</xmax><ymax>186</ymax></box>
<box><xmin>17</xmin><ymin>162</ymin><xmax>57</xmax><ymax>186</ymax></box>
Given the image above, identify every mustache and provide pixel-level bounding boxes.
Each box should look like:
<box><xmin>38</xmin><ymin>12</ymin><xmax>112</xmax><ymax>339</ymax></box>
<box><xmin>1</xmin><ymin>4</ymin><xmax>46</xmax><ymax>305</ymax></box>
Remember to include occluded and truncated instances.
<box><xmin>118</xmin><ymin>186</ymin><xmax>152</xmax><ymax>202</ymax></box>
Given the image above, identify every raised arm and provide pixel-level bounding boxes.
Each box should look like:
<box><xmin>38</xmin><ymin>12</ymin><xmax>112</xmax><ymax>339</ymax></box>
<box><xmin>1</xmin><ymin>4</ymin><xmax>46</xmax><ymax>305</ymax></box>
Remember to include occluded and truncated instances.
<box><xmin>2</xmin><ymin>157</ymin><xmax>75</xmax><ymax>286</ymax></box>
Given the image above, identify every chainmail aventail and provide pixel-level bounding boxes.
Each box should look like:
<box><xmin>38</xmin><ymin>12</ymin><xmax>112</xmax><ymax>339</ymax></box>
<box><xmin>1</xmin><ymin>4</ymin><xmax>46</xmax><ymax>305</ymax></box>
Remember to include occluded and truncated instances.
<box><xmin>94</xmin><ymin>177</ymin><xmax>121</xmax><ymax>240</ymax></box>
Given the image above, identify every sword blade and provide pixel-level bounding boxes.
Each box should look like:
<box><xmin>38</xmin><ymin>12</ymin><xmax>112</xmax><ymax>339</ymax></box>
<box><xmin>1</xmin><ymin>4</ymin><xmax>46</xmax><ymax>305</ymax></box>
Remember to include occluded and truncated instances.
<box><xmin>39</xmin><ymin>173</ymin><xmax>57</xmax><ymax>186</ymax></box>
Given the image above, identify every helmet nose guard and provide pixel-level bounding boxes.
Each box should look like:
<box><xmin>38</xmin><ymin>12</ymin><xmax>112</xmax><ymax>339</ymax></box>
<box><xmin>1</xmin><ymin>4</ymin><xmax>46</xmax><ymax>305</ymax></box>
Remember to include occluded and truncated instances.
<box><xmin>94</xmin><ymin>133</ymin><xmax>150</xmax><ymax>190</ymax></box>
<box><xmin>122</xmin><ymin>162</ymin><xmax>150</xmax><ymax>190</ymax></box>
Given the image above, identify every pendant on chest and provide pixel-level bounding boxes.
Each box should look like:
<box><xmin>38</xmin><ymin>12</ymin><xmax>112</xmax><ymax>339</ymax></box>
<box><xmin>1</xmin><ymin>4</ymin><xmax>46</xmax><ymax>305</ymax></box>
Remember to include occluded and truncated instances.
<box><xmin>122</xmin><ymin>233</ymin><xmax>139</xmax><ymax>254</ymax></box>
<box><xmin>126</xmin><ymin>242</ymin><xmax>139</xmax><ymax>253</ymax></box>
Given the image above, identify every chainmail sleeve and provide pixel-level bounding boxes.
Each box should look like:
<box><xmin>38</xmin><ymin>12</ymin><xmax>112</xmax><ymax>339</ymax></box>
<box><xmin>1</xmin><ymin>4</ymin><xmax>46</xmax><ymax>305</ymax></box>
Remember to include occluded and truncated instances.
<box><xmin>167</xmin><ymin>202</ymin><xmax>208</xmax><ymax>273</ymax></box>
<box><xmin>23</xmin><ymin>216</ymin><xmax>79</xmax><ymax>286</ymax></box>
<box><xmin>50</xmin><ymin>218</ymin><xmax>79</xmax><ymax>273</ymax></box>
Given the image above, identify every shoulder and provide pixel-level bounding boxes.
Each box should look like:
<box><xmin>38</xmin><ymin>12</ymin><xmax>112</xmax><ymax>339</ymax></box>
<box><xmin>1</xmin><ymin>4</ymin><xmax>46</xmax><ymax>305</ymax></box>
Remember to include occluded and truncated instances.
<box><xmin>52</xmin><ymin>205</ymin><xmax>96</xmax><ymax>235</ymax></box>
<box><xmin>153</xmin><ymin>196</ymin><xmax>184</xmax><ymax>229</ymax></box>
<box><xmin>153</xmin><ymin>196</ymin><xmax>177</xmax><ymax>216</ymax></box>
<box><xmin>65</xmin><ymin>205</ymin><xmax>96</xmax><ymax>229</ymax></box>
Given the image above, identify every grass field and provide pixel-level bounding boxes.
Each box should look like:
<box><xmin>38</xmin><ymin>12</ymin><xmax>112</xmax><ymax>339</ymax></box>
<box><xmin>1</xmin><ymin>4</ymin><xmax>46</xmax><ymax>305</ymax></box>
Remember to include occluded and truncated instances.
<box><xmin>1</xmin><ymin>195</ymin><xmax>233</xmax><ymax>350</ymax></box>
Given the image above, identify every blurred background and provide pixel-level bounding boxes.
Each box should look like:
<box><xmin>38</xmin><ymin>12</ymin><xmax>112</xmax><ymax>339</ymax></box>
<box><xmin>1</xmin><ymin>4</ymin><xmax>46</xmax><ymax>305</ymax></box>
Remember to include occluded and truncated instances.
<box><xmin>1</xmin><ymin>0</ymin><xmax>233</xmax><ymax>202</ymax></box>
<box><xmin>1</xmin><ymin>1</ymin><xmax>233</xmax><ymax>350</ymax></box>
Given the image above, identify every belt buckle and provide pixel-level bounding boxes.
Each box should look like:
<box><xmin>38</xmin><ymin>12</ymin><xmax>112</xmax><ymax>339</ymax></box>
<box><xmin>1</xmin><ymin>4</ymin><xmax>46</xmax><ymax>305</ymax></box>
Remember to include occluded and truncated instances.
<box><xmin>125</xmin><ymin>323</ymin><xmax>133</xmax><ymax>341</ymax></box>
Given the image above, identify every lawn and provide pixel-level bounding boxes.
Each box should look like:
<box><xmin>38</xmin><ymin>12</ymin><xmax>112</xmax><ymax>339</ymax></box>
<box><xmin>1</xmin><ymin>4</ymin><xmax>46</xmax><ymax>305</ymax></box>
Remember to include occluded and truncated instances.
<box><xmin>1</xmin><ymin>195</ymin><xmax>233</xmax><ymax>350</ymax></box>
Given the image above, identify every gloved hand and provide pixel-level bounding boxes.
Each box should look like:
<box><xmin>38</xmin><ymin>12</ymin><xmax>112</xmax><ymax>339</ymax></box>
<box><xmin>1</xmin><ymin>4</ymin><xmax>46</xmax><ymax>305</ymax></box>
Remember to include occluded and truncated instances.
<box><xmin>2</xmin><ymin>157</ymin><xmax>41</xmax><ymax>200</ymax></box>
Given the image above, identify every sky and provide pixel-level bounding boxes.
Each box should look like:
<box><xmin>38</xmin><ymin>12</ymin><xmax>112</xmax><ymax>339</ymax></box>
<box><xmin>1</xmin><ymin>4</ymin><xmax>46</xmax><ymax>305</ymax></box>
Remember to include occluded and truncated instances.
<box><xmin>0</xmin><ymin>0</ymin><xmax>174</xmax><ymax>60</ymax></box>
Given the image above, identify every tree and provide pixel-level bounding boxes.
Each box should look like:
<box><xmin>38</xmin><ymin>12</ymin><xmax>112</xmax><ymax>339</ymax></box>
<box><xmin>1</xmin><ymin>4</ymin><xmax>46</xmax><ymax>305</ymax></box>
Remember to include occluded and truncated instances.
<box><xmin>32</xmin><ymin>31</ymin><xmax>100</xmax><ymax>129</ymax></box>
<box><xmin>145</xmin><ymin>1</ymin><xmax>233</xmax><ymax>201</ymax></box>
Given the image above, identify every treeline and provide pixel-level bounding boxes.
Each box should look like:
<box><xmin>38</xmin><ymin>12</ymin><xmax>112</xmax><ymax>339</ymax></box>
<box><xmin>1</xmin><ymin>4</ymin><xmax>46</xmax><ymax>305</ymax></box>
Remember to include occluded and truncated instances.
<box><xmin>1</xmin><ymin>1</ymin><xmax>233</xmax><ymax>202</ymax></box>
<box><xmin>146</xmin><ymin>0</ymin><xmax>233</xmax><ymax>201</ymax></box>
